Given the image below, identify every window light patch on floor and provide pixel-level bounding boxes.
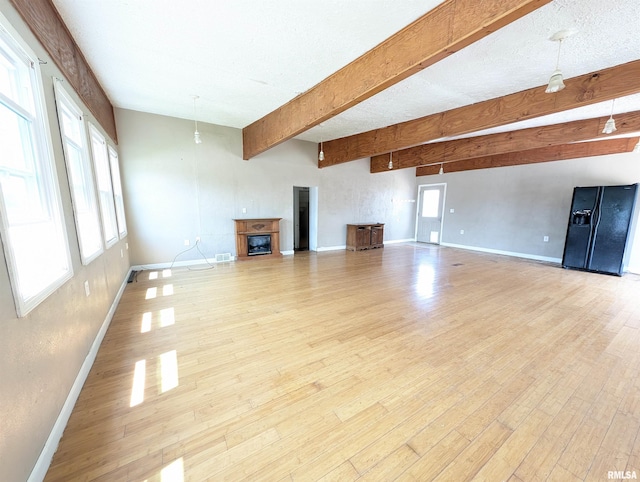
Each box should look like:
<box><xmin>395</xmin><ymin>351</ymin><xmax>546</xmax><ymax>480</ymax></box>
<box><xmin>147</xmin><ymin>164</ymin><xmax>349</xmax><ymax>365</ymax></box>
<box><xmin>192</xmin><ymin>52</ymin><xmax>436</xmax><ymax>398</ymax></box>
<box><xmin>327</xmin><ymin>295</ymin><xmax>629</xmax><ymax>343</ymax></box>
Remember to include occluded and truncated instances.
<box><xmin>130</xmin><ymin>359</ymin><xmax>146</xmax><ymax>407</ymax></box>
<box><xmin>160</xmin><ymin>307</ymin><xmax>175</xmax><ymax>327</ymax></box>
<box><xmin>141</xmin><ymin>312</ymin><xmax>152</xmax><ymax>333</ymax></box>
<box><xmin>145</xmin><ymin>287</ymin><xmax>157</xmax><ymax>299</ymax></box>
<box><xmin>163</xmin><ymin>284</ymin><xmax>174</xmax><ymax>296</ymax></box>
<box><xmin>159</xmin><ymin>350</ymin><xmax>179</xmax><ymax>393</ymax></box>
<box><xmin>160</xmin><ymin>457</ymin><xmax>184</xmax><ymax>482</ymax></box>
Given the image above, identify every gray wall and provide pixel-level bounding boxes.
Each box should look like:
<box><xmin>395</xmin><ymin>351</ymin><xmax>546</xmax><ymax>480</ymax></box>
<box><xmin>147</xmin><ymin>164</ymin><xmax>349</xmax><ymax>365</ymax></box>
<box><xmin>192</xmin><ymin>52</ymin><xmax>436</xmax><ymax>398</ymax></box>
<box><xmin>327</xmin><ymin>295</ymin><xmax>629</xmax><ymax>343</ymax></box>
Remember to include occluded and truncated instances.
<box><xmin>115</xmin><ymin>109</ymin><xmax>417</xmax><ymax>266</ymax></box>
<box><xmin>418</xmin><ymin>154</ymin><xmax>640</xmax><ymax>271</ymax></box>
<box><xmin>0</xmin><ymin>3</ymin><xmax>131</xmax><ymax>481</ymax></box>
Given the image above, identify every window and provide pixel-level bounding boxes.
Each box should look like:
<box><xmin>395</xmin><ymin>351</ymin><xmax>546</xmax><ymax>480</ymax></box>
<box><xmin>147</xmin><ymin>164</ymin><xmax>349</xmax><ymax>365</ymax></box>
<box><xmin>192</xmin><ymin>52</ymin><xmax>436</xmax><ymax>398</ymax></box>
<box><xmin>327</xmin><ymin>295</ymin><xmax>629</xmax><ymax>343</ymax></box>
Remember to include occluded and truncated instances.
<box><xmin>421</xmin><ymin>189</ymin><xmax>440</xmax><ymax>217</ymax></box>
<box><xmin>108</xmin><ymin>146</ymin><xmax>127</xmax><ymax>238</ymax></box>
<box><xmin>54</xmin><ymin>81</ymin><xmax>103</xmax><ymax>264</ymax></box>
<box><xmin>0</xmin><ymin>21</ymin><xmax>72</xmax><ymax>316</ymax></box>
<box><xmin>89</xmin><ymin>123</ymin><xmax>118</xmax><ymax>247</ymax></box>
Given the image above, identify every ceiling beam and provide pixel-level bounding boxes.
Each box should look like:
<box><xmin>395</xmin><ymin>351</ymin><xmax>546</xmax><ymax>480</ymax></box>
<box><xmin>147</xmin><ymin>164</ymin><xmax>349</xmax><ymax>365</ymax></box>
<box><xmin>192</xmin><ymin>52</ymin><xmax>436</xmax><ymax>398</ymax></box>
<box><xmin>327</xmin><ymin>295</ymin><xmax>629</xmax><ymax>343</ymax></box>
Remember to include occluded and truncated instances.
<box><xmin>9</xmin><ymin>0</ymin><xmax>117</xmax><ymax>143</ymax></box>
<box><xmin>371</xmin><ymin>110</ymin><xmax>640</xmax><ymax>173</ymax></box>
<box><xmin>241</xmin><ymin>0</ymin><xmax>552</xmax><ymax>160</ymax></box>
<box><xmin>415</xmin><ymin>138</ymin><xmax>639</xmax><ymax>176</ymax></box>
<box><xmin>322</xmin><ymin>60</ymin><xmax>640</xmax><ymax>167</ymax></box>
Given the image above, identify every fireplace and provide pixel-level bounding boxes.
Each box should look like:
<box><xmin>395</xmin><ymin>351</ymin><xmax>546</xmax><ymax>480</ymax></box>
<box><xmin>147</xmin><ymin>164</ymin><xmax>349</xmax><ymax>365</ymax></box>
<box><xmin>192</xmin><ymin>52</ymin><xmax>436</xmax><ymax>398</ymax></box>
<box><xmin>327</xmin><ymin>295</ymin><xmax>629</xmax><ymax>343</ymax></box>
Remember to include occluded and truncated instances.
<box><xmin>247</xmin><ymin>234</ymin><xmax>272</xmax><ymax>256</ymax></box>
<box><xmin>233</xmin><ymin>218</ymin><xmax>282</xmax><ymax>260</ymax></box>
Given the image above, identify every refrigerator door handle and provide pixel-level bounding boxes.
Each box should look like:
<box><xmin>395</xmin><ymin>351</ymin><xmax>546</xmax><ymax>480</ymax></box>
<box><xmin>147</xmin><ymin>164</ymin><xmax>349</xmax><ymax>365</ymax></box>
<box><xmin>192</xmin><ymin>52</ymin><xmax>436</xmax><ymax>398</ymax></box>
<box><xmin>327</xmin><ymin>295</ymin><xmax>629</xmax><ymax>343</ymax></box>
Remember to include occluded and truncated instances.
<box><xmin>586</xmin><ymin>187</ymin><xmax>604</xmax><ymax>268</ymax></box>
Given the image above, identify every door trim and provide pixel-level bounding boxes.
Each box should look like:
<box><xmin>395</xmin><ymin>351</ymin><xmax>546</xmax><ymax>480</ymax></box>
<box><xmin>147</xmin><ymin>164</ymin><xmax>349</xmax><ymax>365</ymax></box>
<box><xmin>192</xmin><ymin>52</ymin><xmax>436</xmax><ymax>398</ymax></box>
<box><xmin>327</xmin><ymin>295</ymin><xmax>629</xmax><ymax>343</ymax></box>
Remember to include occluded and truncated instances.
<box><xmin>414</xmin><ymin>183</ymin><xmax>447</xmax><ymax>243</ymax></box>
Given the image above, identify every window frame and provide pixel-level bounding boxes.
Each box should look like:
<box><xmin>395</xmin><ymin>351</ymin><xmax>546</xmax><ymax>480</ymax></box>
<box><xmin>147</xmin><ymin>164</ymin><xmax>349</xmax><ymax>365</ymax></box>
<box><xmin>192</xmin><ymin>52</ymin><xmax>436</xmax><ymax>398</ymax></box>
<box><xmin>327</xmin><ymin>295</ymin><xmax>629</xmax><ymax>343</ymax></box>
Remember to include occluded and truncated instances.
<box><xmin>88</xmin><ymin>122</ymin><xmax>118</xmax><ymax>248</ymax></box>
<box><xmin>54</xmin><ymin>80</ymin><xmax>104</xmax><ymax>264</ymax></box>
<box><xmin>107</xmin><ymin>145</ymin><xmax>127</xmax><ymax>238</ymax></box>
<box><xmin>0</xmin><ymin>16</ymin><xmax>73</xmax><ymax>317</ymax></box>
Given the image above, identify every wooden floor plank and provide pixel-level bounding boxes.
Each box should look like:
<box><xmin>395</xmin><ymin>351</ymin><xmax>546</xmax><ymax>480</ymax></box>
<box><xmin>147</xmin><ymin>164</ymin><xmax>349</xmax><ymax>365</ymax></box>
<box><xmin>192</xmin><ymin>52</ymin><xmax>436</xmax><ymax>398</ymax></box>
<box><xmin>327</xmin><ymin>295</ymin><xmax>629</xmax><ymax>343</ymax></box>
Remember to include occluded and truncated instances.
<box><xmin>43</xmin><ymin>245</ymin><xmax>640</xmax><ymax>481</ymax></box>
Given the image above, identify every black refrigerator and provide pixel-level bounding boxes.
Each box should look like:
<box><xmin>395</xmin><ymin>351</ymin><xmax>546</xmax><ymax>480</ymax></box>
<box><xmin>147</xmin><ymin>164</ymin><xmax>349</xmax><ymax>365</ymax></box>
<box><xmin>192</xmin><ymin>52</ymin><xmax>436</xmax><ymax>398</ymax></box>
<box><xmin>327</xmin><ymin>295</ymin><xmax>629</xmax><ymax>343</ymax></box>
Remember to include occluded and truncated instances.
<box><xmin>562</xmin><ymin>183</ymin><xmax>638</xmax><ymax>276</ymax></box>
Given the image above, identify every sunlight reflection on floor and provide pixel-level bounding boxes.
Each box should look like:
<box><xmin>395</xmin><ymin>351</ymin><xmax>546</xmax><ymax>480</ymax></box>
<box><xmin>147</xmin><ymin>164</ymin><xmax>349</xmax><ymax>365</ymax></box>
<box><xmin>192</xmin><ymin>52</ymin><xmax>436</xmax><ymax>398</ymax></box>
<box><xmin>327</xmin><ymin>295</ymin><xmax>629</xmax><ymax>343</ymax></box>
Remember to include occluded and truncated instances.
<box><xmin>130</xmin><ymin>359</ymin><xmax>146</xmax><ymax>407</ymax></box>
<box><xmin>415</xmin><ymin>263</ymin><xmax>436</xmax><ymax>299</ymax></box>
<box><xmin>159</xmin><ymin>350</ymin><xmax>179</xmax><ymax>393</ymax></box>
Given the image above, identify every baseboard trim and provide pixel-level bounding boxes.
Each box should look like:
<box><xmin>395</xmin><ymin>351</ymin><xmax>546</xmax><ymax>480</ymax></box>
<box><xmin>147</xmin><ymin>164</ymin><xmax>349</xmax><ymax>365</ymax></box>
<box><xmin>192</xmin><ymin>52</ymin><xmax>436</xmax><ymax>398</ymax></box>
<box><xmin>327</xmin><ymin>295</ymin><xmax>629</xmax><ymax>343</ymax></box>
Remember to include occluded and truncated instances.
<box><xmin>316</xmin><ymin>245</ymin><xmax>346</xmax><ymax>252</ymax></box>
<box><xmin>28</xmin><ymin>268</ymin><xmax>132</xmax><ymax>482</ymax></box>
<box><xmin>316</xmin><ymin>239</ymin><xmax>416</xmax><ymax>252</ymax></box>
<box><xmin>440</xmin><ymin>242</ymin><xmax>562</xmax><ymax>264</ymax></box>
<box><xmin>131</xmin><ymin>256</ymin><xmax>236</xmax><ymax>271</ymax></box>
<box><xmin>385</xmin><ymin>238</ymin><xmax>416</xmax><ymax>245</ymax></box>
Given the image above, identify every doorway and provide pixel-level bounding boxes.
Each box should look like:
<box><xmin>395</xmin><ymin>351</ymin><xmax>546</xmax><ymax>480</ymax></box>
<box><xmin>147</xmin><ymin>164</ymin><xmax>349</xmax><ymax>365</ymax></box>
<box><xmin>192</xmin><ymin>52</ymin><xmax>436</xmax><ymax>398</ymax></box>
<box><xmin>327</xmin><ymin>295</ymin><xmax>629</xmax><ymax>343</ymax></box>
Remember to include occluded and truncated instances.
<box><xmin>415</xmin><ymin>183</ymin><xmax>446</xmax><ymax>244</ymax></box>
<box><xmin>294</xmin><ymin>186</ymin><xmax>311</xmax><ymax>251</ymax></box>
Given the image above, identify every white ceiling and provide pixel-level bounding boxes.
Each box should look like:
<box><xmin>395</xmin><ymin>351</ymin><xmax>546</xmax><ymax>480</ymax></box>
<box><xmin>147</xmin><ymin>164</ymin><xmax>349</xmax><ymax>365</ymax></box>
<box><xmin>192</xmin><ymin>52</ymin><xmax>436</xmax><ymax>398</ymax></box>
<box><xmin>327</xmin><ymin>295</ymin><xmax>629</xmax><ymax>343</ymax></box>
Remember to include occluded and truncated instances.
<box><xmin>51</xmin><ymin>0</ymin><xmax>640</xmax><ymax>148</ymax></box>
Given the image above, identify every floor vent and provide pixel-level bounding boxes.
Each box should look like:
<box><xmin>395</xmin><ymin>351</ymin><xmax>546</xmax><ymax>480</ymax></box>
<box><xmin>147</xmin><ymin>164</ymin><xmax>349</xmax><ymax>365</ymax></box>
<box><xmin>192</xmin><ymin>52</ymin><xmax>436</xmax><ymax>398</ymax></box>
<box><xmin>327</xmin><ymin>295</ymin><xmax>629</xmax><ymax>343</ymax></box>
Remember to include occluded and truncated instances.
<box><xmin>215</xmin><ymin>253</ymin><xmax>232</xmax><ymax>263</ymax></box>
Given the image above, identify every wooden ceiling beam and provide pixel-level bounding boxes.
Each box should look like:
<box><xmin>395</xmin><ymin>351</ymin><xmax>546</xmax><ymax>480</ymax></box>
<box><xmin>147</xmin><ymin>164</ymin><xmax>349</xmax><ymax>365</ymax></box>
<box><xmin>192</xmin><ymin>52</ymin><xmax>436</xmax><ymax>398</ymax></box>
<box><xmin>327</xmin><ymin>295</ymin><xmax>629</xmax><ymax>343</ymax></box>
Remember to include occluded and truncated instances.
<box><xmin>415</xmin><ymin>138</ymin><xmax>639</xmax><ymax>176</ymax></box>
<box><xmin>241</xmin><ymin>0</ymin><xmax>552</xmax><ymax>160</ymax></box>
<box><xmin>9</xmin><ymin>0</ymin><xmax>118</xmax><ymax>143</ymax></box>
<box><xmin>372</xmin><ymin>110</ymin><xmax>640</xmax><ymax>173</ymax></box>
<box><xmin>322</xmin><ymin>60</ymin><xmax>640</xmax><ymax>167</ymax></box>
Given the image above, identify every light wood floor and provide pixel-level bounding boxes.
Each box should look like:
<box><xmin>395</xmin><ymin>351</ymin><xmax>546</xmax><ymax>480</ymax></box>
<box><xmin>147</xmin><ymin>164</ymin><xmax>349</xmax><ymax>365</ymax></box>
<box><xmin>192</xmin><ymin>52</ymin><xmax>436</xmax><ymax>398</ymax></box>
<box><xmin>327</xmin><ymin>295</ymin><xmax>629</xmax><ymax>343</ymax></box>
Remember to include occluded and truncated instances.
<box><xmin>45</xmin><ymin>244</ymin><xmax>640</xmax><ymax>481</ymax></box>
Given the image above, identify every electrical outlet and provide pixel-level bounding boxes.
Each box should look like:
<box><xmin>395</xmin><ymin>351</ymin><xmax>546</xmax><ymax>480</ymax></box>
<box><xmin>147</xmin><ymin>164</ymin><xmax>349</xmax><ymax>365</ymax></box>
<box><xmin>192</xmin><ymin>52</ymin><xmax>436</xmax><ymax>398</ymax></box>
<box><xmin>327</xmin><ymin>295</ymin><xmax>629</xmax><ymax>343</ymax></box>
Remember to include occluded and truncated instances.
<box><xmin>543</xmin><ymin>236</ymin><xmax>549</xmax><ymax>242</ymax></box>
<box><xmin>84</xmin><ymin>280</ymin><xmax>90</xmax><ymax>297</ymax></box>
<box><xmin>242</xmin><ymin>207</ymin><xmax>247</xmax><ymax>214</ymax></box>
<box><xmin>125</xmin><ymin>242</ymin><xmax>129</xmax><ymax>250</ymax></box>
<box><xmin>460</xmin><ymin>229</ymin><xmax>464</xmax><ymax>235</ymax></box>
<box><xmin>450</xmin><ymin>208</ymin><xmax>455</xmax><ymax>213</ymax></box>
<box><xmin>196</xmin><ymin>236</ymin><xmax>201</xmax><ymax>243</ymax></box>
<box><xmin>184</xmin><ymin>239</ymin><xmax>190</xmax><ymax>246</ymax></box>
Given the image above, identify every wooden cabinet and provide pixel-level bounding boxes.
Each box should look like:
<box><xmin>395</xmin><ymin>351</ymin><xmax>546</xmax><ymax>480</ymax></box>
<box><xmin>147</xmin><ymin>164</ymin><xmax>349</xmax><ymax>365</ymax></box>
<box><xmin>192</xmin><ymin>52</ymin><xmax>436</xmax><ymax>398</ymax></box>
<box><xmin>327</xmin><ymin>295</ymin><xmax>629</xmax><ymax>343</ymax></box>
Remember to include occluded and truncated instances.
<box><xmin>346</xmin><ymin>223</ymin><xmax>384</xmax><ymax>251</ymax></box>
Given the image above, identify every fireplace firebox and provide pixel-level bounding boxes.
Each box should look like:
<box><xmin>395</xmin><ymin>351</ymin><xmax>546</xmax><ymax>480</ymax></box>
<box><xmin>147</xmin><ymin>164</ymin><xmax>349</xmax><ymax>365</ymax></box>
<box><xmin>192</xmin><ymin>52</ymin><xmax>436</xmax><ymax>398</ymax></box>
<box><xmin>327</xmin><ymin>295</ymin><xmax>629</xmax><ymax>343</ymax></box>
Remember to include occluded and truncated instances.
<box><xmin>247</xmin><ymin>234</ymin><xmax>272</xmax><ymax>256</ymax></box>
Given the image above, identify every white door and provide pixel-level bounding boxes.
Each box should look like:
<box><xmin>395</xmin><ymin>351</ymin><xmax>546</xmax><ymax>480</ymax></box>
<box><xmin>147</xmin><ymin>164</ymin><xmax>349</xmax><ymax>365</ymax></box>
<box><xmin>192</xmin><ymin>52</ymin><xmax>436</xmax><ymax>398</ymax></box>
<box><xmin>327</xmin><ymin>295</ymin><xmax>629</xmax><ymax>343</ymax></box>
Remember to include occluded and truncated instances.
<box><xmin>416</xmin><ymin>184</ymin><xmax>445</xmax><ymax>244</ymax></box>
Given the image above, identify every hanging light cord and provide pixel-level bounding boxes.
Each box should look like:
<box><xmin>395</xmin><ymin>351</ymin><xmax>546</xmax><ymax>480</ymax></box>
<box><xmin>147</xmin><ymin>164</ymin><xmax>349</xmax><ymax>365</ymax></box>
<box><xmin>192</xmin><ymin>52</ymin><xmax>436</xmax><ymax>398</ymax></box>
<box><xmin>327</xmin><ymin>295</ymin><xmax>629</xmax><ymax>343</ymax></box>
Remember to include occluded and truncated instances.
<box><xmin>554</xmin><ymin>39</ymin><xmax>563</xmax><ymax>71</ymax></box>
<box><xmin>609</xmin><ymin>98</ymin><xmax>615</xmax><ymax>119</ymax></box>
<box><xmin>318</xmin><ymin>124</ymin><xmax>325</xmax><ymax>161</ymax></box>
<box><xmin>193</xmin><ymin>96</ymin><xmax>199</xmax><ymax>132</ymax></box>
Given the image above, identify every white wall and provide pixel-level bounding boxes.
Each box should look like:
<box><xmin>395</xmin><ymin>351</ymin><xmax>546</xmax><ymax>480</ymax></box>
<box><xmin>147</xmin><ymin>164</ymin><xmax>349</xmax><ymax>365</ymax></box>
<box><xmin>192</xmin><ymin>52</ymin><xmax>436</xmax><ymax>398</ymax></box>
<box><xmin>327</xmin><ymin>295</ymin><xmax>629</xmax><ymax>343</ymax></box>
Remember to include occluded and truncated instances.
<box><xmin>0</xmin><ymin>2</ymin><xmax>131</xmax><ymax>481</ymax></box>
<box><xmin>418</xmin><ymin>154</ymin><xmax>640</xmax><ymax>271</ymax></box>
<box><xmin>115</xmin><ymin>109</ymin><xmax>417</xmax><ymax>265</ymax></box>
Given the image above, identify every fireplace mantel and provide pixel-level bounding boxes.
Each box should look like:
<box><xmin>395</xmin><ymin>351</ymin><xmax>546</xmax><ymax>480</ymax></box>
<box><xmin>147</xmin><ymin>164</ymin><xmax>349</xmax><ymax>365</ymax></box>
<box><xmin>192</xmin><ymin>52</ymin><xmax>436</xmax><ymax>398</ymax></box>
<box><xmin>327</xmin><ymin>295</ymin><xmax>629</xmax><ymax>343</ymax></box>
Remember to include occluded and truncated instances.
<box><xmin>233</xmin><ymin>218</ymin><xmax>282</xmax><ymax>260</ymax></box>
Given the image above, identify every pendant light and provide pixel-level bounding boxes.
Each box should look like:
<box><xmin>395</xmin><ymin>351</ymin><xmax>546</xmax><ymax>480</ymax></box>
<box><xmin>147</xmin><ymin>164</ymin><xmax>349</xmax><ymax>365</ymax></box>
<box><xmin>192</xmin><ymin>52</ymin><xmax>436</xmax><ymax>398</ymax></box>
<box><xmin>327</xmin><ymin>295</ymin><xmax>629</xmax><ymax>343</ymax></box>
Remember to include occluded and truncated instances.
<box><xmin>545</xmin><ymin>40</ymin><xmax>565</xmax><ymax>94</ymax></box>
<box><xmin>318</xmin><ymin>124</ymin><xmax>325</xmax><ymax>161</ymax></box>
<box><xmin>602</xmin><ymin>99</ymin><xmax>617</xmax><ymax>134</ymax></box>
<box><xmin>388</xmin><ymin>152</ymin><xmax>393</xmax><ymax>170</ymax></box>
<box><xmin>193</xmin><ymin>95</ymin><xmax>202</xmax><ymax>144</ymax></box>
<box><xmin>439</xmin><ymin>163</ymin><xmax>444</xmax><ymax>175</ymax></box>
<box><xmin>545</xmin><ymin>30</ymin><xmax>575</xmax><ymax>94</ymax></box>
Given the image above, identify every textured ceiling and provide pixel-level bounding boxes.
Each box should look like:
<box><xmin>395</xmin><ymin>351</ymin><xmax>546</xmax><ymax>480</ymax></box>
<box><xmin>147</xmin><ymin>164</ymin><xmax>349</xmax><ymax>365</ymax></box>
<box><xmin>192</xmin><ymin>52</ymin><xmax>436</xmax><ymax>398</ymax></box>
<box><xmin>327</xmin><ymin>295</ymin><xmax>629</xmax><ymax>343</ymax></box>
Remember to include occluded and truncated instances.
<box><xmin>51</xmin><ymin>0</ymin><xmax>640</xmax><ymax>147</ymax></box>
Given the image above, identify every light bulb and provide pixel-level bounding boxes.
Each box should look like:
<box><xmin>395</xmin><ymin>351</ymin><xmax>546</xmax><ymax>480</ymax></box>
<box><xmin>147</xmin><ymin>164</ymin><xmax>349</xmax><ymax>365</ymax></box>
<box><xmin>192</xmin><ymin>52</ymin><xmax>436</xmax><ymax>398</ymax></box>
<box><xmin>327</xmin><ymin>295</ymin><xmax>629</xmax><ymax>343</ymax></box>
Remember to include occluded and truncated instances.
<box><xmin>545</xmin><ymin>70</ymin><xmax>565</xmax><ymax>94</ymax></box>
<box><xmin>318</xmin><ymin>149</ymin><xmax>324</xmax><ymax>161</ymax></box>
<box><xmin>602</xmin><ymin>117</ymin><xmax>617</xmax><ymax>135</ymax></box>
<box><xmin>439</xmin><ymin>164</ymin><xmax>444</xmax><ymax>175</ymax></box>
<box><xmin>192</xmin><ymin>95</ymin><xmax>203</xmax><ymax>144</ymax></box>
<box><xmin>388</xmin><ymin>159</ymin><xmax>393</xmax><ymax>170</ymax></box>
